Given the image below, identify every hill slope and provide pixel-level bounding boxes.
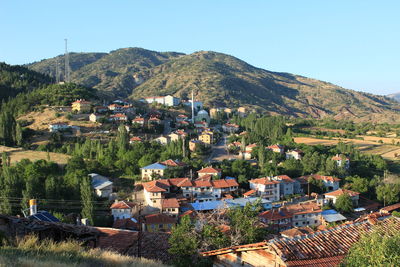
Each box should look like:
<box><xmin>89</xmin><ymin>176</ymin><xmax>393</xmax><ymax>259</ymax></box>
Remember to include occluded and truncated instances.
<box><xmin>27</xmin><ymin>48</ymin><xmax>400</xmax><ymax>122</ymax></box>
<box><xmin>28</xmin><ymin>47</ymin><xmax>184</xmax><ymax>97</ymax></box>
<box><xmin>131</xmin><ymin>51</ymin><xmax>400</xmax><ymax>122</ymax></box>
<box><xmin>387</xmin><ymin>92</ymin><xmax>400</xmax><ymax>102</ymax></box>
<box><xmin>0</xmin><ymin>62</ymin><xmax>52</xmax><ymax>101</ymax></box>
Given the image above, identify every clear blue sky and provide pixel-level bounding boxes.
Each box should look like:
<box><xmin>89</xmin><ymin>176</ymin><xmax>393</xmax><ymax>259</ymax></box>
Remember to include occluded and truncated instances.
<box><xmin>1</xmin><ymin>0</ymin><xmax>399</xmax><ymax>95</ymax></box>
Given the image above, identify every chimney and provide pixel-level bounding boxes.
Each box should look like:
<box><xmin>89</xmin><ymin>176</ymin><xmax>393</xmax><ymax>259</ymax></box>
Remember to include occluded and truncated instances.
<box><xmin>29</xmin><ymin>199</ymin><xmax>37</xmax><ymax>216</ymax></box>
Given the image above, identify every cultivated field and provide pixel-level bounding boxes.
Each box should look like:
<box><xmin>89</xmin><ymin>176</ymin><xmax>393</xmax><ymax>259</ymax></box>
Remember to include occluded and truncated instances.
<box><xmin>0</xmin><ymin>146</ymin><xmax>70</xmax><ymax>165</ymax></box>
<box><xmin>294</xmin><ymin>137</ymin><xmax>400</xmax><ymax>161</ymax></box>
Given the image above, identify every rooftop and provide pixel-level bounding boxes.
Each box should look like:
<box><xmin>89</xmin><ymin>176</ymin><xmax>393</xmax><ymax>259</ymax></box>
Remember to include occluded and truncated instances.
<box><xmin>324</xmin><ymin>188</ymin><xmax>360</xmax><ymax>197</ymax></box>
<box><xmin>141</xmin><ymin>162</ymin><xmax>168</xmax><ymax>170</ymax></box>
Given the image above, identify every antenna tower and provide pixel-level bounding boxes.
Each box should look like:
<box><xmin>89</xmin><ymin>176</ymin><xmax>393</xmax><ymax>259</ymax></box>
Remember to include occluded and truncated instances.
<box><xmin>64</xmin><ymin>38</ymin><xmax>70</xmax><ymax>83</ymax></box>
<box><xmin>55</xmin><ymin>57</ymin><xmax>60</xmax><ymax>83</ymax></box>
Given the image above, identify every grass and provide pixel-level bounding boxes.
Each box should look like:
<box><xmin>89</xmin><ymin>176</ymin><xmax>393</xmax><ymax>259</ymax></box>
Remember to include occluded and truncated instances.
<box><xmin>0</xmin><ymin>235</ymin><xmax>168</xmax><ymax>267</ymax></box>
<box><xmin>294</xmin><ymin>136</ymin><xmax>400</xmax><ymax>161</ymax></box>
<box><xmin>0</xmin><ymin>145</ymin><xmax>70</xmax><ymax>165</ymax></box>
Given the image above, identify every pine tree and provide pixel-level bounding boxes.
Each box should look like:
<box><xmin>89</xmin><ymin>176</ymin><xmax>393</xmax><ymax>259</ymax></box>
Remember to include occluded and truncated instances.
<box><xmin>80</xmin><ymin>175</ymin><xmax>94</xmax><ymax>225</ymax></box>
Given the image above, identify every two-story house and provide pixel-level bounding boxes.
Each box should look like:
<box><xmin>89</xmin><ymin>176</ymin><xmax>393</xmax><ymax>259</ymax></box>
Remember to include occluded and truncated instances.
<box><xmin>331</xmin><ymin>154</ymin><xmax>350</xmax><ymax>169</ymax></box>
<box><xmin>141</xmin><ymin>163</ymin><xmax>168</xmax><ymax>180</ymax></box>
<box><xmin>267</xmin><ymin>144</ymin><xmax>285</xmax><ymax>154</ymax></box>
<box><xmin>271</xmin><ymin>175</ymin><xmax>295</xmax><ymax>196</ymax></box>
<box><xmin>285</xmin><ymin>201</ymin><xmax>323</xmax><ymax>228</ymax></box>
<box><xmin>300</xmin><ymin>174</ymin><xmax>341</xmax><ymax>192</ymax></box>
<box><xmin>285</xmin><ymin>149</ymin><xmax>303</xmax><ymax>160</ymax></box>
<box><xmin>324</xmin><ymin>189</ymin><xmax>360</xmax><ymax>206</ymax></box>
<box><xmin>110</xmin><ymin>201</ymin><xmax>138</xmax><ymax>221</ymax></box>
<box><xmin>249</xmin><ymin>177</ymin><xmax>280</xmax><ymax>201</ymax></box>
<box><xmin>197</xmin><ymin>167</ymin><xmax>222</xmax><ymax>179</ymax></box>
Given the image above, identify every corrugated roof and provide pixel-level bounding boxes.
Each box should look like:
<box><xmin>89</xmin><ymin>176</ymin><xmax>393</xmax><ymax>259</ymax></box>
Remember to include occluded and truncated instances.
<box><xmin>141</xmin><ymin>162</ymin><xmax>167</xmax><ymax>170</ymax></box>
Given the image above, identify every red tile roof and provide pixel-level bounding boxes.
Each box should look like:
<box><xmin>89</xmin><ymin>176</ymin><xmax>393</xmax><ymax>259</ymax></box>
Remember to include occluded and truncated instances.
<box><xmin>324</xmin><ymin>189</ymin><xmax>360</xmax><ymax>197</ymax></box>
<box><xmin>280</xmin><ymin>226</ymin><xmax>314</xmax><ymax>238</ymax></box>
<box><xmin>197</xmin><ymin>167</ymin><xmax>221</xmax><ymax>174</ymax></box>
<box><xmin>162</xmin><ymin>198</ymin><xmax>180</xmax><ymax>209</ymax></box>
<box><xmin>160</xmin><ymin>159</ymin><xmax>186</xmax><ymax>167</ymax></box>
<box><xmin>202</xmin><ymin>217</ymin><xmax>400</xmax><ymax>265</ymax></box>
<box><xmin>130</xmin><ymin>136</ymin><xmax>142</xmax><ymax>142</ymax></box>
<box><xmin>142</xmin><ymin>180</ymin><xmax>169</xmax><ymax>193</ymax></box>
<box><xmin>275</xmin><ymin>175</ymin><xmax>295</xmax><ymax>183</ymax></box>
<box><xmin>284</xmin><ymin>201</ymin><xmax>322</xmax><ymax>215</ymax></box>
<box><xmin>380</xmin><ymin>202</ymin><xmax>400</xmax><ymax>212</ymax></box>
<box><xmin>301</xmin><ymin>174</ymin><xmax>341</xmax><ymax>182</ymax></box>
<box><xmin>243</xmin><ymin>189</ymin><xmax>257</xmax><ymax>197</ymax></box>
<box><xmin>259</xmin><ymin>208</ymin><xmax>293</xmax><ymax>221</ymax></box>
<box><xmin>249</xmin><ymin>177</ymin><xmax>280</xmax><ymax>185</ymax></box>
<box><xmin>144</xmin><ymin>213</ymin><xmax>177</xmax><ymax>224</ymax></box>
<box><xmin>110</xmin><ymin>201</ymin><xmax>137</xmax><ymax>209</ymax></box>
<box><xmin>112</xmin><ymin>218</ymin><xmax>138</xmax><ymax>230</ymax></box>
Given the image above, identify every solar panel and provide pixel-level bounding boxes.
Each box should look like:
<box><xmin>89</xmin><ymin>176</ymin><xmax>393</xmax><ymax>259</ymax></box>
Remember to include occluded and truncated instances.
<box><xmin>29</xmin><ymin>211</ymin><xmax>60</xmax><ymax>222</ymax></box>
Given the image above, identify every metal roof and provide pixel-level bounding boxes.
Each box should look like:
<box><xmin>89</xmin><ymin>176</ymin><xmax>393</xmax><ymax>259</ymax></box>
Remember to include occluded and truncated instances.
<box><xmin>141</xmin><ymin>163</ymin><xmax>167</xmax><ymax>170</ymax></box>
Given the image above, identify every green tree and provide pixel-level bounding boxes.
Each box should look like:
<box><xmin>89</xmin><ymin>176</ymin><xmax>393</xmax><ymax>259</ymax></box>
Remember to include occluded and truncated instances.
<box><xmin>168</xmin><ymin>215</ymin><xmax>198</xmax><ymax>266</ymax></box>
<box><xmin>334</xmin><ymin>193</ymin><xmax>354</xmax><ymax>213</ymax></box>
<box><xmin>80</xmin><ymin>176</ymin><xmax>94</xmax><ymax>225</ymax></box>
<box><xmin>376</xmin><ymin>184</ymin><xmax>400</xmax><ymax>206</ymax></box>
<box><xmin>343</xmin><ymin>220</ymin><xmax>400</xmax><ymax>266</ymax></box>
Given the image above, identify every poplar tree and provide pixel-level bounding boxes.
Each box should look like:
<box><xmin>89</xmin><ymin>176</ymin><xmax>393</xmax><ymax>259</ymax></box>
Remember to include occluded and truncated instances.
<box><xmin>80</xmin><ymin>176</ymin><xmax>94</xmax><ymax>225</ymax></box>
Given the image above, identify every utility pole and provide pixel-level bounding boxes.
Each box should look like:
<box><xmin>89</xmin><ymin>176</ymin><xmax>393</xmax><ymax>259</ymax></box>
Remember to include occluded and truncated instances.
<box><xmin>64</xmin><ymin>38</ymin><xmax>70</xmax><ymax>83</ymax></box>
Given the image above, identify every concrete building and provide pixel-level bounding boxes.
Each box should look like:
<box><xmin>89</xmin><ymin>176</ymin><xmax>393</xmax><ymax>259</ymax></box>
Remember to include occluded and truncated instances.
<box><xmin>249</xmin><ymin>177</ymin><xmax>280</xmax><ymax>201</ymax></box>
<box><xmin>71</xmin><ymin>99</ymin><xmax>91</xmax><ymax>113</ymax></box>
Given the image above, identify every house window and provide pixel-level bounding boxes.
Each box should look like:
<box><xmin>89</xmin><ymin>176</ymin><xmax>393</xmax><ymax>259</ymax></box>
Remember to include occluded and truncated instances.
<box><xmin>302</xmin><ymin>222</ymin><xmax>306</xmax><ymax>225</ymax></box>
<box><xmin>295</xmin><ymin>222</ymin><xmax>298</xmax><ymax>226</ymax></box>
<box><xmin>315</xmin><ymin>220</ymin><xmax>318</xmax><ymax>224</ymax></box>
<box><xmin>153</xmin><ymin>200</ymin><xmax>156</xmax><ymax>203</ymax></box>
<box><xmin>159</xmin><ymin>224</ymin><xmax>163</xmax><ymax>228</ymax></box>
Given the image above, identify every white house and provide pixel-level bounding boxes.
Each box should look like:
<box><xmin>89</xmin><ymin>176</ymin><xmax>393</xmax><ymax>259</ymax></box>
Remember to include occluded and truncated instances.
<box><xmin>222</xmin><ymin>123</ymin><xmax>240</xmax><ymax>133</ymax></box>
<box><xmin>89</xmin><ymin>173</ymin><xmax>113</xmax><ymax>198</ymax></box>
<box><xmin>324</xmin><ymin>189</ymin><xmax>360</xmax><ymax>206</ymax></box>
<box><xmin>332</xmin><ymin>154</ymin><xmax>350</xmax><ymax>169</ymax></box>
<box><xmin>110</xmin><ymin>201</ymin><xmax>138</xmax><ymax>220</ymax></box>
<box><xmin>286</xmin><ymin>149</ymin><xmax>303</xmax><ymax>160</ymax></box>
<box><xmin>249</xmin><ymin>177</ymin><xmax>280</xmax><ymax>201</ymax></box>
<box><xmin>153</xmin><ymin>136</ymin><xmax>170</xmax><ymax>145</ymax></box>
<box><xmin>144</xmin><ymin>95</ymin><xmax>180</xmax><ymax>107</ymax></box>
<box><xmin>89</xmin><ymin>113</ymin><xmax>105</xmax><ymax>122</ymax></box>
<box><xmin>178</xmin><ymin>177</ymin><xmax>239</xmax><ymax>201</ymax></box>
<box><xmin>267</xmin><ymin>144</ymin><xmax>285</xmax><ymax>154</ymax></box>
<box><xmin>197</xmin><ymin>167</ymin><xmax>222</xmax><ymax>178</ymax></box>
<box><xmin>300</xmin><ymin>174</ymin><xmax>341</xmax><ymax>192</ymax></box>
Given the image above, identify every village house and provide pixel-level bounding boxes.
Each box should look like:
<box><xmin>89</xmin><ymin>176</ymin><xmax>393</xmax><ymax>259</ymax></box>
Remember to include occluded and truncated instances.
<box><xmin>132</xmin><ymin>116</ymin><xmax>145</xmax><ymax>126</ymax></box>
<box><xmin>144</xmin><ymin>95</ymin><xmax>180</xmax><ymax>106</ymax></box>
<box><xmin>178</xmin><ymin>176</ymin><xmax>239</xmax><ymax>201</ymax></box>
<box><xmin>109</xmin><ymin>113</ymin><xmax>128</xmax><ymax>122</ymax></box>
<box><xmin>197</xmin><ymin>167</ymin><xmax>222</xmax><ymax>178</ymax></box>
<box><xmin>222</xmin><ymin>123</ymin><xmax>240</xmax><ymax>133</ymax></box>
<box><xmin>148</xmin><ymin>116</ymin><xmax>161</xmax><ymax>125</ymax></box>
<box><xmin>271</xmin><ymin>175</ymin><xmax>295</xmax><ymax>196</ymax></box>
<box><xmin>142</xmin><ymin>213</ymin><xmax>177</xmax><ymax>232</ymax></box>
<box><xmin>189</xmin><ymin>139</ymin><xmax>203</xmax><ymax>152</ymax></box>
<box><xmin>237</xmin><ymin>106</ymin><xmax>247</xmax><ymax>117</ymax></box>
<box><xmin>161</xmin><ymin>198</ymin><xmax>180</xmax><ymax>217</ymax></box>
<box><xmin>71</xmin><ymin>99</ymin><xmax>91</xmax><ymax>113</ymax></box>
<box><xmin>141</xmin><ymin>162</ymin><xmax>168</xmax><ymax>180</ymax></box>
<box><xmin>258</xmin><ymin>207</ymin><xmax>293</xmax><ymax>231</ymax></box>
<box><xmin>89</xmin><ymin>173</ymin><xmax>113</xmax><ymax>199</ymax></box>
<box><xmin>285</xmin><ymin>149</ymin><xmax>303</xmax><ymax>160</ymax></box>
<box><xmin>48</xmin><ymin>123</ymin><xmax>71</xmax><ymax>132</ymax></box>
<box><xmin>332</xmin><ymin>154</ymin><xmax>350</xmax><ymax>169</ymax></box>
<box><xmin>169</xmin><ymin>130</ymin><xmax>187</xmax><ymax>142</ymax></box>
<box><xmin>239</xmin><ymin>143</ymin><xmax>257</xmax><ymax>160</ymax></box>
<box><xmin>153</xmin><ymin>136</ymin><xmax>169</xmax><ymax>145</ymax></box>
<box><xmin>324</xmin><ymin>188</ymin><xmax>360</xmax><ymax>206</ymax></box>
<box><xmin>176</xmin><ymin>120</ymin><xmax>189</xmax><ymax>128</ymax></box>
<box><xmin>110</xmin><ymin>201</ymin><xmax>138</xmax><ymax>221</ymax></box>
<box><xmin>285</xmin><ymin>201</ymin><xmax>323</xmax><ymax>227</ymax></box>
<box><xmin>194</xmin><ymin>120</ymin><xmax>209</xmax><ymax>129</ymax></box>
<box><xmin>199</xmin><ymin>131</ymin><xmax>214</xmax><ymax>145</ymax></box>
<box><xmin>249</xmin><ymin>177</ymin><xmax>280</xmax><ymax>201</ymax></box>
<box><xmin>300</xmin><ymin>174</ymin><xmax>341</xmax><ymax>192</ymax></box>
<box><xmin>267</xmin><ymin>144</ymin><xmax>285</xmax><ymax>154</ymax></box>
<box><xmin>89</xmin><ymin>113</ymin><xmax>105</xmax><ymax>122</ymax></box>
<box><xmin>129</xmin><ymin>136</ymin><xmax>142</xmax><ymax>144</ymax></box>
<box><xmin>280</xmin><ymin>226</ymin><xmax>315</xmax><ymax>238</ymax></box>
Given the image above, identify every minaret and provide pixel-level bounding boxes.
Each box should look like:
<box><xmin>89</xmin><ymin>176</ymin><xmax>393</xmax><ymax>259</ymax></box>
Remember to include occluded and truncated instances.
<box><xmin>191</xmin><ymin>89</ymin><xmax>195</xmax><ymax>123</ymax></box>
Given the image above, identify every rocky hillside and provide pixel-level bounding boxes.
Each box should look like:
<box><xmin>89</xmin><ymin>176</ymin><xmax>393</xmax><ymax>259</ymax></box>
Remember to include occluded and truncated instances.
<box><xmin>387</xmin><ymin>92</ymin><xmax>400</xmax><ymax>102</ymax></box>
<box><xmin>27</xmin><ymin>48</ymin><xmax>400</xmax><ymax>122</ymax></box>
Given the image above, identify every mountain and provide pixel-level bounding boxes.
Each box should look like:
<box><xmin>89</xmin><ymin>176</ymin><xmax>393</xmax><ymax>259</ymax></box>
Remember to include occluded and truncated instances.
<box><xmin>387</xmin><ymin>92</ymin><xmax>400</xmax><ymax>102</ymax></box>
<box><xmin>0</xmin><ymin>62</ymin><xmax>52</xmax><ymax>101</ymax></box>
<box><xmin>27</xmin><ymin>48</ymin><xmax>184</xmax><ymax>97</ymax></box>
<box><xmin>27</xmin><ymin>48</ymin><xmax>400</xmax><ymax>122</ymax></box>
